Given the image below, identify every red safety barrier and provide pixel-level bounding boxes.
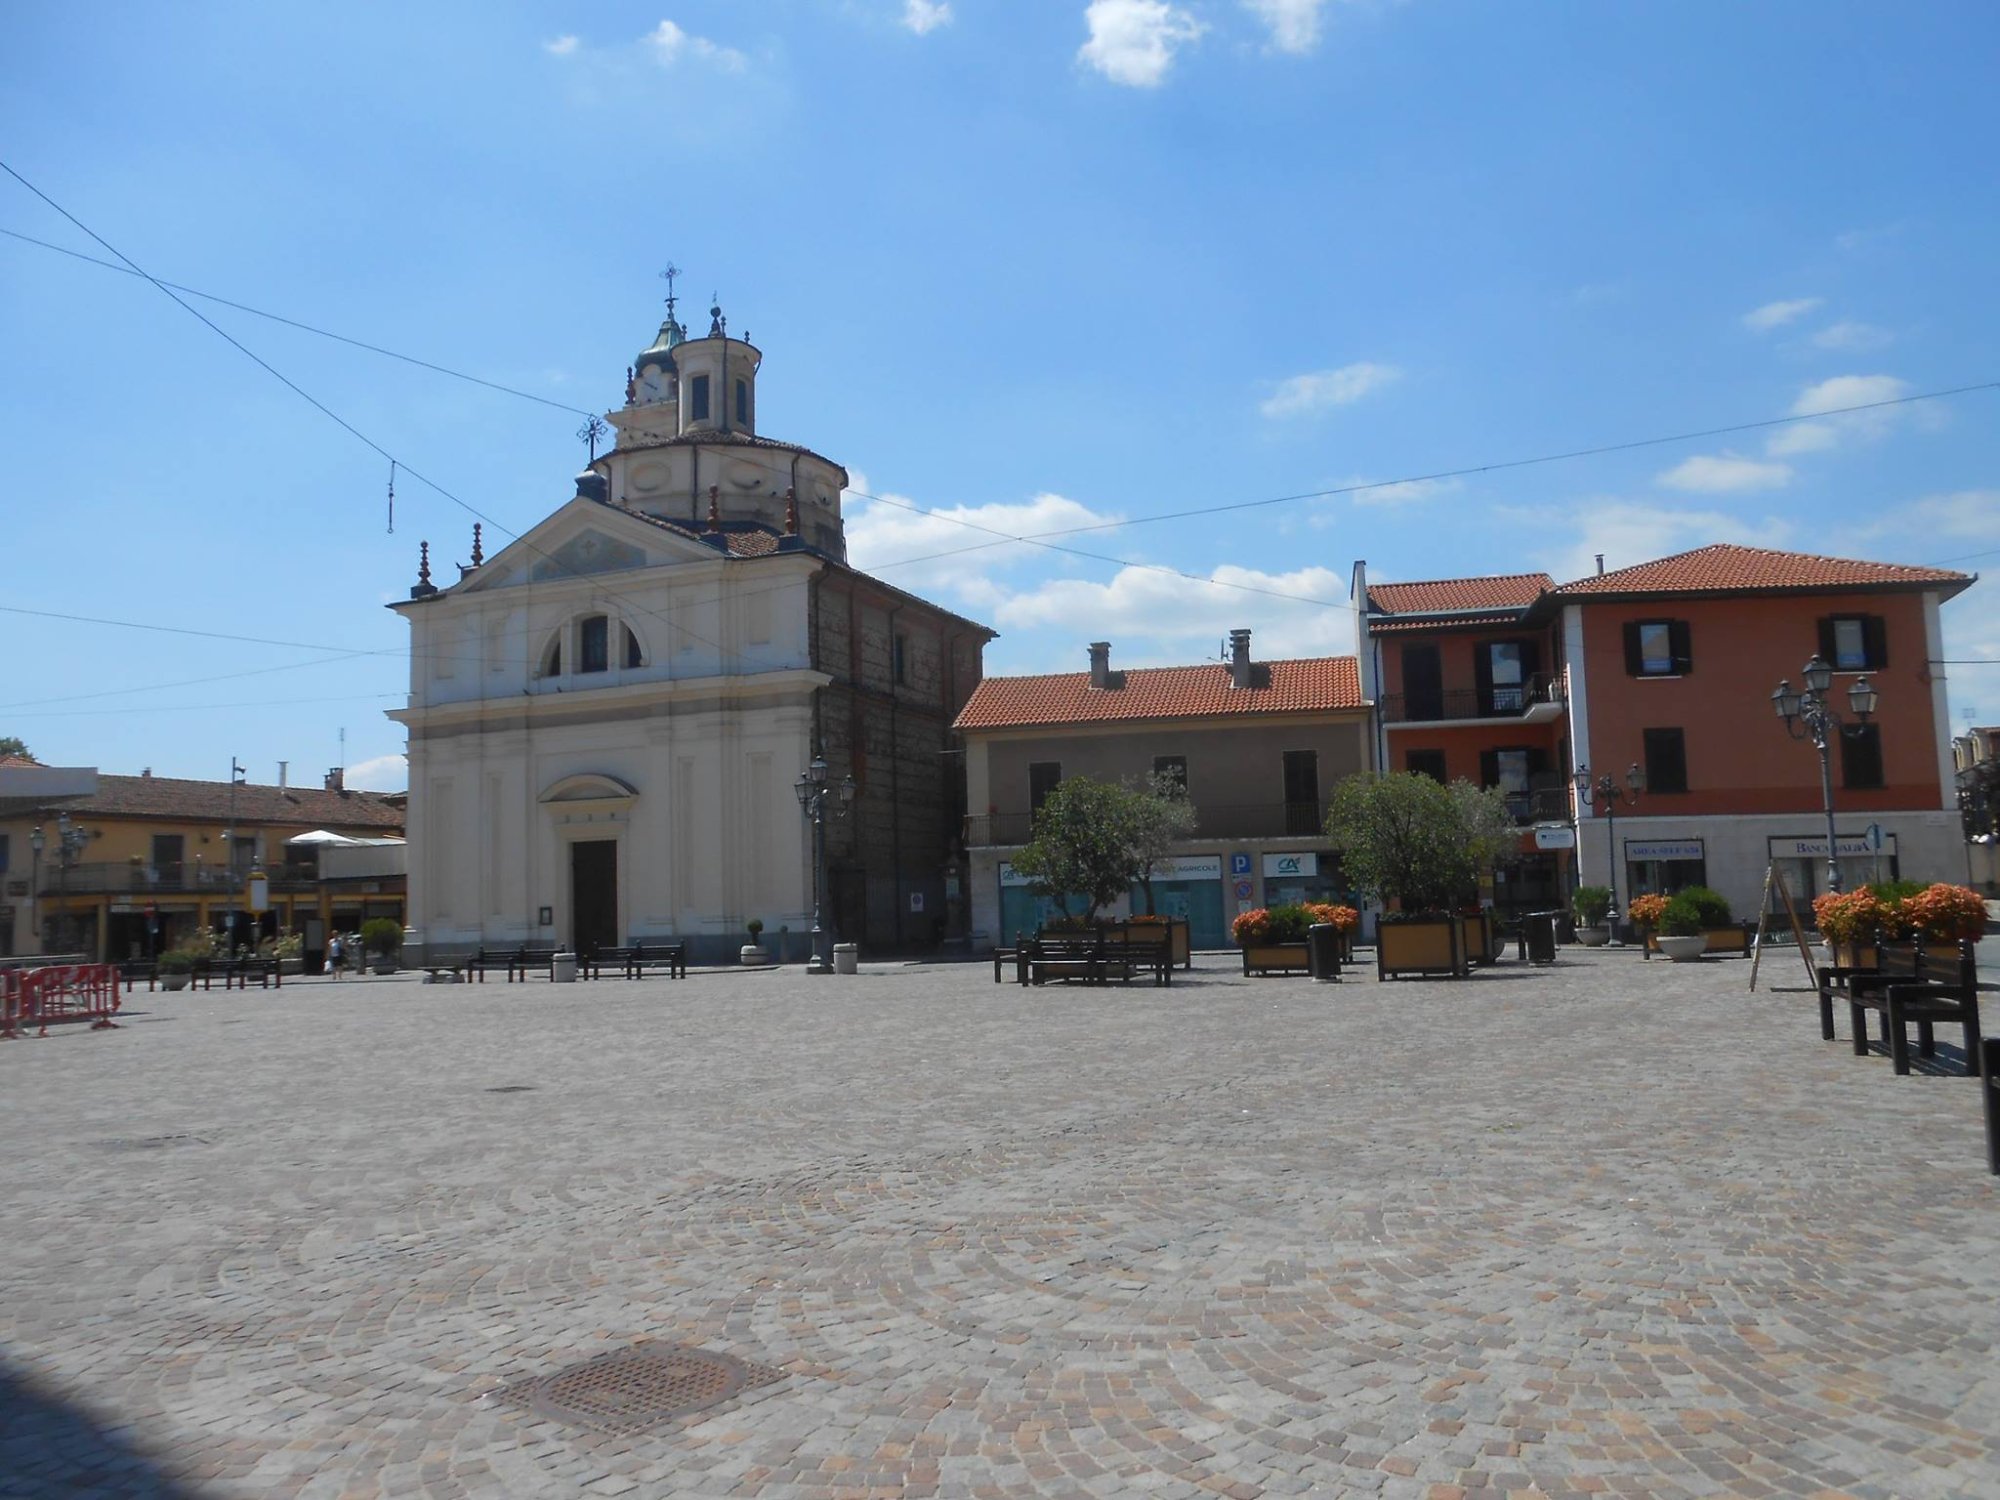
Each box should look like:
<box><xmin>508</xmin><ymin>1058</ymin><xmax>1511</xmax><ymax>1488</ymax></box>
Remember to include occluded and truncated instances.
<box><xmin>0</xmin><ymin>969</ymin><xmax>21</xmax><ymax>1040</ymax></box>
<box><xmin>11</xmin><ymin>964</ymin><xmax>122</xmax><ymax>1037</ymax></box>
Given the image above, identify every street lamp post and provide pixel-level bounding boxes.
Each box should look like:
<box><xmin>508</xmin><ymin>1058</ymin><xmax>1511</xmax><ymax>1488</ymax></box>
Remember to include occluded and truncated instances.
<box><xmin>1572</xmin><ymin>762</ymin><xmax>1645</xmax><ymax>935</ymax></box>
<box><xmin>1771</xmin><ymin>654</ymin><xmax>1878</xmax><ymax>896</ymax></box>
<box><xmin>28</xmin><ymin>823</ymin><xmax>44</xmax><ymax>954</ymax></box>
<box><xmin>43</xmin><ymin>813</ymin><xmax>90</xmax><ymax>955</ymax></box>
<box><xmin>793</xmin><ymin>753</ymin><xmax>857</xmax><ymax>974</ymax></box>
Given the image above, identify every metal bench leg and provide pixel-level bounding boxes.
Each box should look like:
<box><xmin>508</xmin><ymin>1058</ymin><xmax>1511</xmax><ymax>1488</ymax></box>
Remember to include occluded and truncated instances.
<box><xmin>1818</xmin><ymin>979</ymin><xmax>1835</xmax><ymax>1041</ymax></box>
<box><xmin>1887</xmin><ymin>999</ymin><xmax>1912</xmax><ymax>1075</ymax></box>
<box><xmin>1849</xmin><ymin>1003</ymin><xmax>1869</xmax><ymax>1056</ymax></box>
<box><xmin>1917</xmin><ymin>1018</ymin><xmax>1936</xmax><ymax>1058</ymax></box>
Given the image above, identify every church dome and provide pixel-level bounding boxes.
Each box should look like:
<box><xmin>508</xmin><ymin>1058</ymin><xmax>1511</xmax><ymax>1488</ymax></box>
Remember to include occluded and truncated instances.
<box><xmin>635</xmin><ymin>317</ymin><xmax>685</xmax><ymax>375</ymax></box>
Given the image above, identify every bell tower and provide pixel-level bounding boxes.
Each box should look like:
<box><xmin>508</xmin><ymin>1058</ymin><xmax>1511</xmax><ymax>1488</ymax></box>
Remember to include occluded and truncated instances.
<box><xmin>671</xmin><ymin>301</ymin><xmax>759</xmax><ymax>437</ymax></box>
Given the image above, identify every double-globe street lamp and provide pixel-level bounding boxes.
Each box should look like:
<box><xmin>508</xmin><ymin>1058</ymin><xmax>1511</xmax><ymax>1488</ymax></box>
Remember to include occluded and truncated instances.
<box><xmin>30</xmin><ymin>814</ymin><xmax>91</xmax><ymax>954</ymax></box>
<box><xmin>1573</xmin><ymin>762</ymin><xmax>1644</xmax><ymax>934</ymax></box>
<box><xmin>793</xmin><ymin>754</ymin><xmax>857</xmax><ymax>974</ymax></box>
<box><xmin>1771</xmin><ymin>654</ymin><xmax>1878</xmax><ymax>896</ymax></box>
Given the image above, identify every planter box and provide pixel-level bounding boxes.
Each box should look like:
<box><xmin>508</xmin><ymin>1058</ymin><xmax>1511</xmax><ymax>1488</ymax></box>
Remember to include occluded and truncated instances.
<box><xmin>1241</xmin><ymin>942</ymin><xmax>1311</xmax><ymax>976</ymax></box>
<box><xmin>1108</xmin><ymin>918</ymin><xmax>1192</xmax><ymax>968</ymax></box>
<box><xmin>1378</xmin><ymin>917</ymin><xmax>1467</xmax><ymax>979</ymax></box>
<box><xmin>1656</xmin><ymin>934</ymin><xmax>1708</xmax><ymax>962</ymax></box>
<box><xmin>1458</xmin><ymin>911</ymin><xmax>1499</xmax><ymax>966</ymax></box>
<box><xmin>1830</xmin><ymin>941</ymin><xmax>1880</xmax><ymax>971</ymax></box>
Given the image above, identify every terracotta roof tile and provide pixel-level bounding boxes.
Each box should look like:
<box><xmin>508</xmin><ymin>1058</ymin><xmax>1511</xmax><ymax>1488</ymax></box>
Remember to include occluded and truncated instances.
<box><xmin>1367</xmin><ymin>573</ymin><xmax>1552</xmax><ymax>615</ymax></box>
<box><xmin>955</xmin><ymin>657</ymin><xmax>1363</xmax><ymax>732</ymax></box>
<box><xmin>1552</xmin><ymin>543</ymin><xmax>1973</xmax><ymax>598</ymax></box>
<box><xmin>43</xmin><ymin>775</ymin><xmax>405</xmax><ymax>831</ymax></box>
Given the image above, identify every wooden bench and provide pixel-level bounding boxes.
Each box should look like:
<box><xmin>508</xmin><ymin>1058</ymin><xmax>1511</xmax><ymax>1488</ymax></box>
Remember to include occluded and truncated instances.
<box><xmin>1019</xmin><ymin>933</ymin><xmax>1137</xmax><ymax>986</ymax></box>
<box><xmin>421</xmin><ymin>958</ymin><xmax>475</xmax><ymax>984</ymax></box>
<box><xmin>468</xmin><ymin>946</ymin><xmax>558</xmax><ymax>982</ymax></box>
<box><xmin>599</xmin><ymin>943</ymin><xmax>688</xmax><ymax>980</ymax></box>
<box><xmin>1112</xmin><ymin>926</ymin><xmax>1173</xmax><ymax>986</ymax></box>
<box><xmin>1984</xmin><ymin>1037</ymin><xmax>1999</xmax><ymax>1176</ymax></box>
<box><xmin>1830</xmin><ymin>937</ymin><xmax>1983</xmax><ymax>1077</ymax></box>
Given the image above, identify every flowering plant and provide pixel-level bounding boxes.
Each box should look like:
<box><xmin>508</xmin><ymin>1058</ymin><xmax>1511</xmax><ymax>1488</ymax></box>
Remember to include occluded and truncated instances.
<box><xmin>1626</xmin><ymin>893</ymin><xmax>1669</xmax><ymax>930</ymax></box>
<box><xmin>1305</xmin><ymin>902</ymin><xmax>1361</xmax><ymax>934</ymax></box>
<box><xmin>1232</xmin><ymin>908</ymin><xmax>1273</xmax><ymax>944</ymax></box>
<box><xmin>1812</xmin><ymin>888</ymin><xmax>1885</xmax><ymax>947</ymax></box>
<box><xmin>1899</xmin><ymin>882</ymin><xmax>1988</xmax><ymax>942</ymax></box>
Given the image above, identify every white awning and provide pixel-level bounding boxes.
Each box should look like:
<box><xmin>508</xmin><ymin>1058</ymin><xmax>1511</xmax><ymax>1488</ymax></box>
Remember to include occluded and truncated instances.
<box><xmin>286</xmin><ymin>830</ymin><xmax>405</xmax><ymax>848</ymax></box>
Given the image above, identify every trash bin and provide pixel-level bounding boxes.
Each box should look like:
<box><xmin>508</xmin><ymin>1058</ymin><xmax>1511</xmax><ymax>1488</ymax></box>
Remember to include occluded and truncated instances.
<box><xmin>551</xmin><ymin>951</ymin><xmax>577</xmax><ymax>983</ymax></box>
<box><xmin>832</xmin><ymin>942</ymin><xmax>859</xmax><ymax>975</ymax></box>
<box><xmin>1306</xmin><ymin>922</ymin><xmax>1343</xmax><ymax>982</ymax></box>
<box><xmin>1522</xmin><ymin>911</ymin><xmax>1557</xmax><ymax>966</ymax></box>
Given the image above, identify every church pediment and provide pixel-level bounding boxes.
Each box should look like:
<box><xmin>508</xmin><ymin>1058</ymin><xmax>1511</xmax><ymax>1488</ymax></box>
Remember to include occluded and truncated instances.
<box><xmin>530</xmin><ymin>528</ymin><xmax>647</xmax><ymax>581</ymax></box>
<box><xmin>453</xmin><ymin>499</ymin><xmax>726</xmax><ymax>594</ymax></box>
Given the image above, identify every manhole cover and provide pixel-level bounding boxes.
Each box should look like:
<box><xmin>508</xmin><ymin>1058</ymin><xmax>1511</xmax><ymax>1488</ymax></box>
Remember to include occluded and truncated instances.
<box><xmin>485</xmin><ymin>1085</ymin><xmax>537</xmax><ymax>1094</ymax></box>
<box><xmin>498</xmin><ymin>1345</ymin><xmax>785</xmax><ymax>1436</ymax></box>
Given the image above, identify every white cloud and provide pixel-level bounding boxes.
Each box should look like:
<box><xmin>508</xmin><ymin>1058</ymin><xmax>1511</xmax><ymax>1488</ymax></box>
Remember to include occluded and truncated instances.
<box><xmin>1790</xmin><ymin>372</ymin><xmax>1909</xmax><ymax>418</ymax></box>
<box><xmin>994</xmin><ymin>563</ymin><xmax>1355</xmax><ymax>664</ymax></box>
<box><xmin>1079</xmin><ymin>0</ymin><xmax>1205</xmax><ymax>87</ymax></box>
<box><xmin>1243</xmin><ymin>0</ymin><xmax>1328</xmax><ymax>53</ymax></box>
<box><xmin>1655</xmin><ymin>452</ymin><xmax>1793</xmax><ymax>494</ymax></box>
<box><xmin>1765</xmin><ymin>422</ymin><xmax>1839</xmax><ymax>458</ymax></box>
<box><xmin>1260</xmin><ymin>362</ymin><xmax>1401</xmax><ymax>419</ymax></box>
<box><xmin>345</xmin><ymin>754</ymin><xmax>407</xmax><ymax>793</ymax></box>
<box><xmin>1524</xmin><ymin>499</ymin><xmax>1793</xmax><ymax>590</ymax></box>
<box><xmin>648</xmin><ymin>18</ymin><xmax>747</xmax><ymax>71</ymax></box>
<box><xmin>843</xmin><ymin>478</ymin><xmax>1125</xmax><ymax>610</ymax></box>
<box><xmin>1868</xmin><ymin>490</ymin><xmax>2000</xmax><ymax>543</ymax></box>
<box><xmin>1811</xmin><ymin>320</ymin><xmax>1892</xmax><ymax>352</ymax></box>
<box><xmin>902</xmin><ymin>0</ymin><xmax>953</xmax><ymax>33</ymax></box>
<box><xmin>542</xmin><ymin>34</ymin><xmax>580</xmax><ymax>56</ymax></box>
<box><xmin>1742</xmin><ymin>297</ymin><xmax>1822</xmax><ymax>333</ymax></box>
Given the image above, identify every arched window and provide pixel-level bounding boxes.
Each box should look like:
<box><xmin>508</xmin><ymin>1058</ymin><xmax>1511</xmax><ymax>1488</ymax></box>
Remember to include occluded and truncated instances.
<box><xmin>579</xmin><ymin>615</ymin><xmax>609</xmax><ymax>674</ymax></box>
<box><xmin>539</xmin><ymin>634</ymin><xmax>561</xmax><ymax>678</ymax></box>
<box><xmin>624</xmin><ymin>624</ymin><xmax>644</xmax><ymax>669</ymax></box>
<box><xmin>537</xmin><ymin>615</ymin><xmax>646</xmax><ymax>682</ymax></box>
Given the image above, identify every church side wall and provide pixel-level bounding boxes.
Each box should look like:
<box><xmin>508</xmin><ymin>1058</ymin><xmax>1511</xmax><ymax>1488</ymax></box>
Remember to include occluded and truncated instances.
<box><xmin>812</xmin><ymin>572</ymin><xmax>987</xmax><ymax>952</ymax></box>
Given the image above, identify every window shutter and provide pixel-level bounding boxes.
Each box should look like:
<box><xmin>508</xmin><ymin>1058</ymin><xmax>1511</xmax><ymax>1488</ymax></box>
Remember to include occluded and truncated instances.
<box><xmin>1623</xmin><ymin>622</ymin><xmax>1643</xmax><ymax>676</ymax></box>
<box><xmin>1519</xmin><ymin>639</ymin><xmax>1541</xmax><ymax>682</ymax></box>
<box><xmin>1841</xmin><ymin>726</ymin><xmax>1884</xmax><ymax>790</ymax></box>
<box><xmin>1817</xmin><ymin>617</ymin><xmax>1836</xmax><ymax>663</ymax></box>
<box><xmin>1473</xmin><ymin>643</ymin><xmax>1494</xmax><ymax>710</ymax></box>
<box><xmin>1479</xmin><ymin>749</ymin><xmax>1499</xmax><ymax>788</ymax></box>
<box><xmin>1862</xmin><ymin>615</ymin><xmax>1888</xmax><ymax>670</ymax></box>
<box><xmin>1527</xmin><ymin>746</ymin><xmax>1550</xmax><ymax>778</ymax></box>
<box><xmin>1669</xmin><ymin>619</ymin><xmax>1693</xmax><ymax>675</ymax></box>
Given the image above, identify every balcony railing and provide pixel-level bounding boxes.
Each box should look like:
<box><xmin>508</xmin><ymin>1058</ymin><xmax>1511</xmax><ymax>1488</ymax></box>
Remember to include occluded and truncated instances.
<box><xmin>967</xmin><ymin>800</ymin><xmax>1327</xmax><ymax>847</ymax></box>
<box><xmin>1381</xmin><ymin>674</ymin><xmax>1565</xmax><ymax>725</ymax></box>
<box><xmin>1502</xmin><ymin>782</ymin><xmax>1573</xmax><ymax>827</ymax></box>
<box><xmin>32</xmin><ymin>861</ymin><xmax>321</xmax><ymax>896</ymax></box>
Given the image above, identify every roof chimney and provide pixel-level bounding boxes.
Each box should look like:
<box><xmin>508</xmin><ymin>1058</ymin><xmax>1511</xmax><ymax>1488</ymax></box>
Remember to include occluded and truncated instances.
<box><xmin>1088</xmin><ymin>641</ymin><xmax>1112</xmax><ymax>689</ymax></box>
<box><xmin>1228</xmin><ymin>628</ymin><xmax>1253</xmax><ymax>689</ymax></box>
<box><xmin>325</xmin><ymin>767</ymin><xmax>345</xmax><ymax>793</ymax></box>
<box><xmin>278</xmin><ymin>761</ymin><xmax>288</xmax><ymax>789</ymax></box>
<box><xmin>1595</xmin><ymin>553</ymin><xmax>1605</xmax><ymax>576</ymax></box>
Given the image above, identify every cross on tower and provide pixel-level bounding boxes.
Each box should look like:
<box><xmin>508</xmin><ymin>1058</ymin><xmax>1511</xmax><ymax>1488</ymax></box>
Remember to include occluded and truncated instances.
<box><xmin>659</xmin><ymin>263</ymin><xmax>680</xmax><ymax>322</ymax></box>
<box><xmin>576</xmin><ymin>413</ymin><xmax>608</xmax><ymax>461</ymax></box>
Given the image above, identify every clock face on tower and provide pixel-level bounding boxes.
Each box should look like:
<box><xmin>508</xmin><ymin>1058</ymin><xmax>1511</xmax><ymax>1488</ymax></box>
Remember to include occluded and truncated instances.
<box><xmin>637</xmin><ymin>366</ymin><xmax>668</xmax><ymax>402</ymax></box>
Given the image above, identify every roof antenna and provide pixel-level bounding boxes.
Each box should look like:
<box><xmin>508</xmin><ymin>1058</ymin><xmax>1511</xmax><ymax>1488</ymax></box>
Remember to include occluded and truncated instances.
<box><xmin>387</xmin><ymin>459</ymin><xmax>396</xmax><ymax>534</ymax></box>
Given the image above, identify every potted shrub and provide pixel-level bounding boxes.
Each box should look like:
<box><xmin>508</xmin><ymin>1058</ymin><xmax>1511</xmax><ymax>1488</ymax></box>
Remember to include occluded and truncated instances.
<box><xmin>1899</xmin><ymin>882</ymin><xmax>1989</xmax><ymax>943</ymax></box>
<box><xmin>1654</xmin><ymin>893</ymin><xmax>1710</xmax><ymax>961</ymax></box>
<box><xmin>360</xmin><ymin>916</ymin><xmax>403</xmax><ymax>975</ymax></box>
<box><xmin>1236</xmin><ymin>904</ymin><xmax>1315</xmax><ymax>975</ymax></box>
<box><xmin>1572</xmin><ymin>886</ymin><xmax>1612</xmax><ymax>946</ymax></box>
<box><xmin>740</xmin><ymin>917</ymin><xmax>768</xmax><ymax>964</ymax></box>
<box><xmin>1664</xmin><ymin>886</ymin><xmax>1744</xmax><ymax>955</ymax></box>
<box><xmin>156</xmin><ymin>949</ymin><xmax>197</xmax><ymax>992</ymax></box>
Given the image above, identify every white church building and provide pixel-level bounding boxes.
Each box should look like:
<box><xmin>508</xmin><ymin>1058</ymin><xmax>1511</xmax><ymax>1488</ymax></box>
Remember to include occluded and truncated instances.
<box><xmin>389</xmin><ymin>297</ymin><xmax>992</xmax><ymax>965</ymax></box>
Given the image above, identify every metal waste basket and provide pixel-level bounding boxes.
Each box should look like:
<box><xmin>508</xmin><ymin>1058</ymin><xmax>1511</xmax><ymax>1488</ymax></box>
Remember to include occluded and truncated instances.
<box><xmin>551</xmin><ymin>951</ymin><xmax>578</xmax><ymax>983</ymax></box>
<box><xmin>1306</xmin><ymin>922</ymin><xmax>1343</xmax><ymax>982</ymax></box>
<box><xmin>1520</xmin><ymin>911</ymin><xmax>1557</xmax><ymax>965</ymax></box>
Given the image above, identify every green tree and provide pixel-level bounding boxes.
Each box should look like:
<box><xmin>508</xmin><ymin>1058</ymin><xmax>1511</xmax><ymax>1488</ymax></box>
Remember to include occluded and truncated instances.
<box><xmin>1010</xmin><ymin>776</ymin><xmax>1144</xmax><ymax>922</ymax></box>
<box><xmin>1128</xmin><ymin>772</ymin><xmax>1199</xmax><ymax>914</ymax></box>
<box><xmin>1324</xmin><ymin>772</ymin><xmax>1515</xmax><ymax>912</ymax></box>
<box><xmin>0</xmin><ymin>736</ymin><xmax>30</xmax><ymax>760</ymax></box>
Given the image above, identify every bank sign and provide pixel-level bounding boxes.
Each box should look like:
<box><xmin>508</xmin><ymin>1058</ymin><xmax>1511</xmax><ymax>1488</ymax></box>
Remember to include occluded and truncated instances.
<box><xmin>1262</xmin><ymin>852</ymin><xmax>1317</xmax><ymax>878</ymax></box>
<box><xmin>1770</xmin><ymin>833</ymin><xmax>1898</xmax><ymax>860</ymax></box>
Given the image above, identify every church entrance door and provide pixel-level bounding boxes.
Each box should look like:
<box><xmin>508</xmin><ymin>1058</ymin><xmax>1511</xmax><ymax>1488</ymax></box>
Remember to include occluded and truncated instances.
<box><xmin>570</xmin><ymin>840</ymin><xmax>618</xmax><ymax>956</ymax></box>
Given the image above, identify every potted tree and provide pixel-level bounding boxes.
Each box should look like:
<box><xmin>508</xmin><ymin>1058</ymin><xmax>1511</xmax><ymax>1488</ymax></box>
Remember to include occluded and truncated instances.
<box><xmin>741</xmin><ymin>918</ymin><xmax>768</xmax><ymax>965</ymax></box>
<box><xmin>1325</xmin><ymin>773</ymin><xmax>1513</xmax><ymax>980</ymax></box>
<box><xmin>1572</xmin><ymin>886</ymin><xmax>1612</xmax><ymax>946</ymax></box>
<box><xmin>361</xmin><ymin>917</ymin><xmax>404</xmax><ymax>975</ymax></box>
<box><xmin>156</xmin><ymin>949</ymin><xmax>197</xmax><ymax>992</ymax></box>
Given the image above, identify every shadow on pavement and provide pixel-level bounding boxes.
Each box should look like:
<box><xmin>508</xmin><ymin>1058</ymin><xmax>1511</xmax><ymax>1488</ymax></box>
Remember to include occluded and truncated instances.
<box><xmin>0</xmin><ymin>1359</ymin><xmax>211</xmax><ymax>1499</ymax></box>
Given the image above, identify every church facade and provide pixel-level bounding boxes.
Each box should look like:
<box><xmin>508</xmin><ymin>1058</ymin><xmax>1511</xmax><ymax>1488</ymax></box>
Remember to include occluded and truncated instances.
<box><xmin>388</xmin><ymin>300</ymin><xmax>991</xmax><ymax>965</ymax></box>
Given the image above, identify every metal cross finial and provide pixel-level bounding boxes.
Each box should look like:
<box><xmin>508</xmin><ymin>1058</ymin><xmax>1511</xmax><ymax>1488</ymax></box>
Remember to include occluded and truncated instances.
<box><xmin>659</xmin><ymin>263</ymin><xmax>680</xmax><ymax>319</ymax></box>
<box><xmin>470</xmin><ymin>523</ymin><xmax>484</xmax><ymax>568</ymax></box>
<box><xmin>417</xmin><ymin>541</ymin><xmax>431</xmax><ymax>587</ymax></box>
<box><xmin>576</xmin><ymin>413</ymin><xmax>608</xmax><ymax>460</ymax></box>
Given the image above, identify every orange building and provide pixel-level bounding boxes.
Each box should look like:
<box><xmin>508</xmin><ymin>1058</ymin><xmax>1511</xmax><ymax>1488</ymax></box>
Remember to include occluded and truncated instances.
<box><xmin>1354</xmin><ymin>545</ymin><xmax>1976</xmax><ymax>923</ymax></box>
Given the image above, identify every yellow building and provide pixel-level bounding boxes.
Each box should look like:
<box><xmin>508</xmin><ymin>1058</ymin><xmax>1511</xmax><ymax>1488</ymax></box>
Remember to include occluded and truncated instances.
<box><xmin>0</xmin><ymin>768</ymin><xmax>404</xmax><ymax>962</ymax></box>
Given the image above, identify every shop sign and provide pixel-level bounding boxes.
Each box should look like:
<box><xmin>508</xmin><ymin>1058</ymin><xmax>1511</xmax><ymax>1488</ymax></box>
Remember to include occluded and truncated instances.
<box><xmin>1150</xmin><ymin>855</ymin><xmax>1222</xmax><ymax>881</ymax></box>
<box><xmin>1261</xmin><ymin>852</ymin><xmax>1317</xmax><ymax>878</ymax></box>
<box><xmin>1626</xmin><ymin>839</ymin><xmax>1705</xmax><ymax>862</ymax></box>
<box><xmin>1533</xmin><ymin>825</ymin><xmax>1575</xmax><ymax>850</ymax></box>
<box><xmin>998</xmin><ymin>860</ymin><xmax>1034</xmax><ymax>888</ymax></box>
<box><xmin>1770</xmin><ymin>833</ymin><xmax>1897</xmax><ymax>860</ymax></box>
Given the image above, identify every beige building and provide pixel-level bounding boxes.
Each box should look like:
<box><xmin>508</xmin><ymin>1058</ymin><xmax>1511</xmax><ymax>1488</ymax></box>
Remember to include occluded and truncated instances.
<box><xmin>955</xmin><ymin>631</ymin><xmax>1372</xmax><ymax>948</ymax></box>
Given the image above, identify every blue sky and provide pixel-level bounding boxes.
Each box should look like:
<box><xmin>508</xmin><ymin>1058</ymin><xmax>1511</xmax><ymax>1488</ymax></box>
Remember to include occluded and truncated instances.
<box><xmin>4</xmin><ymin>0</ymin><xmax>1997</xmax><ymax>791</ymax></box>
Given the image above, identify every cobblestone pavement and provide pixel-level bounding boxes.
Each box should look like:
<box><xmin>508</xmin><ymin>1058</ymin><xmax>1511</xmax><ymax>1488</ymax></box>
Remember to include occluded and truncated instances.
<box><xmin>3</xmin><ymin>948</ymin><xmax>1996</xmax><ymax>1500</ymax></box>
